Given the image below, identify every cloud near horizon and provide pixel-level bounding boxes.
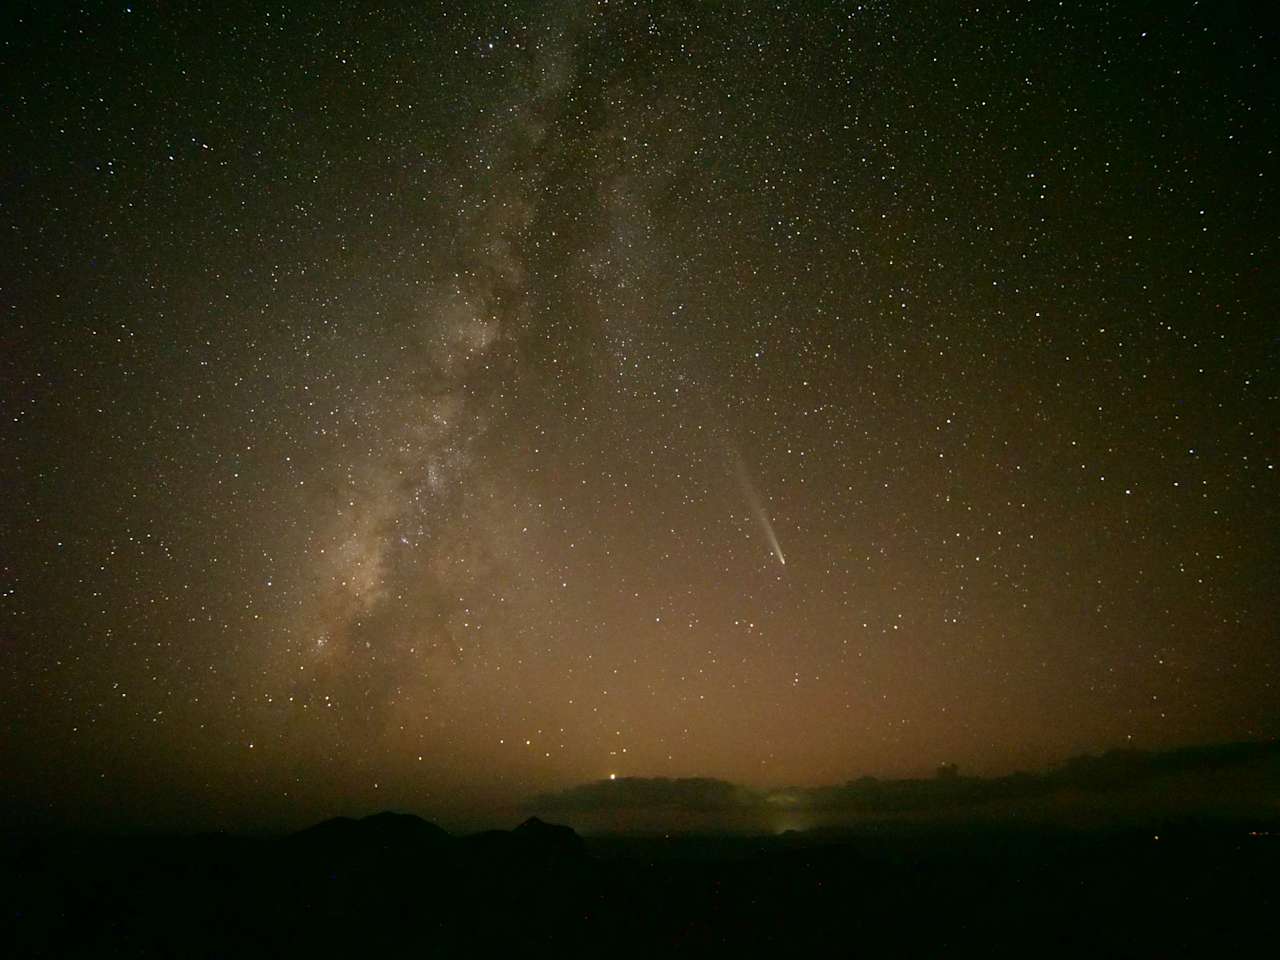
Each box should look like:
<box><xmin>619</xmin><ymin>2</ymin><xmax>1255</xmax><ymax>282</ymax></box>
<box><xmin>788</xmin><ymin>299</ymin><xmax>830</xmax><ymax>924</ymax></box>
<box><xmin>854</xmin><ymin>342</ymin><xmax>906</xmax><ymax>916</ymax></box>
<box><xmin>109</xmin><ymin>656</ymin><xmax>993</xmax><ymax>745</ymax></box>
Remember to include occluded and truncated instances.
<box><xmin>529</xmin><ymin>741</ymin><xmax>1280</xmax><ymax>823</ymax></box>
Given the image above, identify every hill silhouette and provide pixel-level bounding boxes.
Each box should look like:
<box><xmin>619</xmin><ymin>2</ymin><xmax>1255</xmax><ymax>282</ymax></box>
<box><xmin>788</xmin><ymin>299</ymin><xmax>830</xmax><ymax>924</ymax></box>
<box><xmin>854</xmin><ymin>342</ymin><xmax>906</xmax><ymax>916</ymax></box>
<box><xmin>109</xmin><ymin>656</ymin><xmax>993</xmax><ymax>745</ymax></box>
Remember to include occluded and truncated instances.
<box><xmin>291</xmin><ymin>810</ymin><xmax>453</xmax><ymax>851</ymax></box>
<box><xmin>4</xmin><ymin>743</ymin><xmax>1279</xmax><ymax>955</ymax></box>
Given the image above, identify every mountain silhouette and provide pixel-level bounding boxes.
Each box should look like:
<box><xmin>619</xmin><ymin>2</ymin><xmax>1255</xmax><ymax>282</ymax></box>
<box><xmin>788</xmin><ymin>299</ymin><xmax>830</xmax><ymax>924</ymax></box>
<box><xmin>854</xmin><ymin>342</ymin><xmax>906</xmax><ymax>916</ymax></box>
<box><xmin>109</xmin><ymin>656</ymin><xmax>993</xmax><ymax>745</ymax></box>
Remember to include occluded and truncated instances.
<box><xmin>292</xmin><ymin>810</ymin><xmax>452</xmax><ymax>850</ymax></box>
<box><xmin>5</xmin><ymin>805</ymin><xmax>1277</xmax><ymax>955</ymax></box>
<box><xmin>514</xmin><ymin>815</ymin><xmax>587</xmax><ymax>856</ymax></box>
<box><xmin>461</xmin><ymin>815</ymin><xmax>587</xmax><ymax>863</ymax></box>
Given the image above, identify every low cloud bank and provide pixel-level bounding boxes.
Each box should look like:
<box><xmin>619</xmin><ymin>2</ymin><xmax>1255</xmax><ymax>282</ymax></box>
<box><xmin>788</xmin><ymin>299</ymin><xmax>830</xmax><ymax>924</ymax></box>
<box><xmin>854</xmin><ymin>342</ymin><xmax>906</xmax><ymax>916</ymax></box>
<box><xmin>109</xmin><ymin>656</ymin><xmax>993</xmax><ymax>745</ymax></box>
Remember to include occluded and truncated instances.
<box><xmin>529</xmin><ymin>740</ymin><xmax>1280</xmax><ymax>831</ymax></box>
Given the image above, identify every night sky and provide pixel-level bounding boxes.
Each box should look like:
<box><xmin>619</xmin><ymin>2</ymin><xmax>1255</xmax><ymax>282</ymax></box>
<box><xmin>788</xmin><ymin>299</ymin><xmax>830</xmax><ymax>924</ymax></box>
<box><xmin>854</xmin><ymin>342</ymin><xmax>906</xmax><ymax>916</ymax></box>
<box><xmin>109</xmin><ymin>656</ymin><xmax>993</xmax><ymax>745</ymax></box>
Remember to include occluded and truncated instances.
<box><xmin>4</xmin><ymin>1</ymin><xmax>1276</xmax><ymax>833</ymax></box>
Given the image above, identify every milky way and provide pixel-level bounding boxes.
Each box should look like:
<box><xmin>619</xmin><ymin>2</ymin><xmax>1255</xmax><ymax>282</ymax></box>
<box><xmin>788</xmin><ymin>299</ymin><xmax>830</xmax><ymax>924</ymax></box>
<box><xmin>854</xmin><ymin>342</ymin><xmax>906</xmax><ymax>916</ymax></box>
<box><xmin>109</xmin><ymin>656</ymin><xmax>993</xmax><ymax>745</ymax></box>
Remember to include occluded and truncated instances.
<box><xmin>4</xmin><ymin>1</ymin><xmax>1276</xmax><ymax>831</ymax></box>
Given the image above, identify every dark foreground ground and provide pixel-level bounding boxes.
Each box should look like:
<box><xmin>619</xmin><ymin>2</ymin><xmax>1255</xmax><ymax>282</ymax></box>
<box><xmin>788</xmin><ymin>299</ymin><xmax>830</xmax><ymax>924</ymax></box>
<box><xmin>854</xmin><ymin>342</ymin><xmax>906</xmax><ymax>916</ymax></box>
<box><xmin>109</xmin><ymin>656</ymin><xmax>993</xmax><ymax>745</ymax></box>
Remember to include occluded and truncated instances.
<box><xmin>4</xmin><ymin>814</ymin><xmax>1277</xmax><ymax>957</ymax></box>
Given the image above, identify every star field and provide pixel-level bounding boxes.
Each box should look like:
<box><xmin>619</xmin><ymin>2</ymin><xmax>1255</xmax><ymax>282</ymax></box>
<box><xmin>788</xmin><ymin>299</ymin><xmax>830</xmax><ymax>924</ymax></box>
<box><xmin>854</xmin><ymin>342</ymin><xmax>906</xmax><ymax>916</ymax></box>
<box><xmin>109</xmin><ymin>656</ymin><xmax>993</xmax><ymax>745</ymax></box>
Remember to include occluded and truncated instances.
<box><xmin>3</xmin><ymin>0</ymin><xmax>1276</xmax><ymax>831</ymax></box>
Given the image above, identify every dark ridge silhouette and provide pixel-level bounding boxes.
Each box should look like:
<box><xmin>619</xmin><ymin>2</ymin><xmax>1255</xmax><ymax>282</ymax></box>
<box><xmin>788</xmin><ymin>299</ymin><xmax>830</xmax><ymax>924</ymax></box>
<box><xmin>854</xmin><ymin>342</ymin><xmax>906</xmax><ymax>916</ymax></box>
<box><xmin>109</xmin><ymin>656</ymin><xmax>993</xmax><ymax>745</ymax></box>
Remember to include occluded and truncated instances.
<box><xmin>5</xmin><ymin>810</ymin><xmax>1278</xmax><ymax>956</ymax></box>
<box><xmin>461</xmin><ymin>816</ymin><xmax>587</xmax><ymax>866</ymax></box>
<box><xmin>4</xmin><ymin>743</ymin><xmax>1279</xmax><ymax>956</ymax></box>
<box><xmin>514</xmin><ymin>815</ymin><xmax>587</xmax><ymax>856</ymax></box>
<box><xmin>290</xmin><ymin>810</ymin><xmax>452</xmax><ymax>850</ymax></box>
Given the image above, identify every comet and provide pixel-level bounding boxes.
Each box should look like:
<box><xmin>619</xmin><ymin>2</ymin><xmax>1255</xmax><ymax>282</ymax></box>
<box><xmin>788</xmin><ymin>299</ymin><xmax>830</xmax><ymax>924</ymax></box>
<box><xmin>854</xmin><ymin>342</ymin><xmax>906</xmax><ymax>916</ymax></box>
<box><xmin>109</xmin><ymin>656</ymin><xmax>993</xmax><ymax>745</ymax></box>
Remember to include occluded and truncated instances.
<box><xmin>731</xmin><ymin>449</ymin><xmax>786</xmax><ymax>567</ymax></box>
